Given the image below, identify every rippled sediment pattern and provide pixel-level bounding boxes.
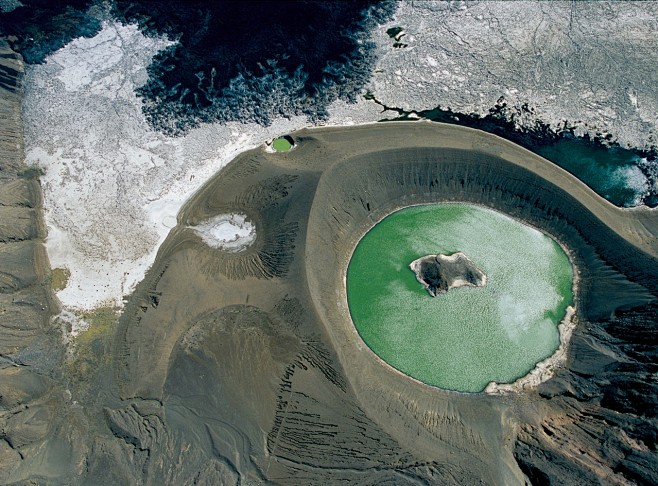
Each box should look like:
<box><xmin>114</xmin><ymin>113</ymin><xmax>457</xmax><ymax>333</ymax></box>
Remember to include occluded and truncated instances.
<box><xmin>347</xmin><ymin>204</ymin><xmax>573</xmax><ymax>392</ymax></box>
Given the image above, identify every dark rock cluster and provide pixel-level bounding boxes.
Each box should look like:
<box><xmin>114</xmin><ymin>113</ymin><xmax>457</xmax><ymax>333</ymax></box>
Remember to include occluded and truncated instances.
<box><xmin>409</xmin><ymin>251</ymin><xmax>486</xmax><ymax>297</ymax></box>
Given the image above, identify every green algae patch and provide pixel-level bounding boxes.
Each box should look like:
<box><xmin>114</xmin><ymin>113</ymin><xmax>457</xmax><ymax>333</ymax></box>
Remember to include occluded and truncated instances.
<box><xmin>346</xmin><ymin>204</ymin><xmax>573</xmax><ymax>393</ymax></box>
<box><xmin>78</xmin><ymin>307</ymin><xmax>120</xmax><ymax>340</ymax></box>
<box><xmin>272</xmin><ymin>136</ymin><xmax>294</xmax><ymax>152</ymax></box>
<box><xmin>51</xmin><ymin>267</ymin><xmax>70</xmax><ymax>291</ymax></box>
<box><xmin>67</xmin><ymin>306</ymin><xmax>120</xmax><ymax>386</ymax></box>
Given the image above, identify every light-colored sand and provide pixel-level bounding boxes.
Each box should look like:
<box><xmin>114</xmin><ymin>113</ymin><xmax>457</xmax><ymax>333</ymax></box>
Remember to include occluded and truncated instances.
<box><xmin>20</xmin><ymin>23</ymin><xmax>305</xmax><ymax>316</ymax></box>
<box><xmin>22</xmin><ymin>21</ymin><xmax>379</xmax><ymax>320</ymax></box>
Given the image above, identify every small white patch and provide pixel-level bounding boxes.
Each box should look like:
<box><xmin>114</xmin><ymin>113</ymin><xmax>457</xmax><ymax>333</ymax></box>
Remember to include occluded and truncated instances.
<box><xmin>499</xmin><ymin>287</ymin><xmax>550</xmax><ymax>339</ymax></box>
<box><xmin>628</xmin><ymin>90</ymin><xmax>638</xmax><ymax>109</ymax></box>
<box><xmin>56</xmin><ymin>309</ymin><xmax>90</xmax><ymax>338</ymax></box>
<box><xmin>192</xmin><ymin>213</ymin><xmax>256</xmax><ymax>252</ymax></box>
<box><xmin>0</xmin><ymin>0</ymin><xmax>23</xmax><ymax>13</ymax></box>
<box><xmin>498</xmin><ymin>294</ymin><xmax>530</xmax><ymax>341</ymax></box>
<box><xmin>611</xmin><ymin>164</ymin><xmax>649</xmax><ymax>205</ymax></box>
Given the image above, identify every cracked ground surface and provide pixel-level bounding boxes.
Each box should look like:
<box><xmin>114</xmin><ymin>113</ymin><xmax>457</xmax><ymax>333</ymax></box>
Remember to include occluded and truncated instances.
<box><xmin>370</xmin><ymin>1</ymin><xmax>658</xmax><ymax>151</ymax></box>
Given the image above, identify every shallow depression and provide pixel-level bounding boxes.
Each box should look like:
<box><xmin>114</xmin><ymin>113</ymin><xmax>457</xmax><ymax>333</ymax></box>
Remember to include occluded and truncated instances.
<box><xmin>346</xmin><ymin>203</ymin><xmax>574</xmax><ymax>393</ymax></box>
<box><xmin>191</xmin><ymin>213</ymin><xmax>256</xmax><ymax>252</ymax></box>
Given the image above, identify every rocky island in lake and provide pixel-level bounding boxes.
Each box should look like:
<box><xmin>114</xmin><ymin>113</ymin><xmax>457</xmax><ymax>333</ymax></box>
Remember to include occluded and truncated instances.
<box><xmin>410</xmin><ymin>252</ymin><xmax>487</xmax><ymax>297</ymax></box>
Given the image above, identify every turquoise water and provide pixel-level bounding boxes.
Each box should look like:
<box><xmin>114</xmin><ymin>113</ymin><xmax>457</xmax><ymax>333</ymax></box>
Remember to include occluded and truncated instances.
<box><xmin>536</xmin><ymin>139</ymin><xmax>648</xmax><ymax>207</ymax></box>
<box><xmin>346</xmin><ymin>204</ymin><xmax>574</xmax><ymax>392</ymax></box>
<box><xmin>386</xmin><ymin>106</ymin><xmax>653</xmax><ymax>207</ymax></box>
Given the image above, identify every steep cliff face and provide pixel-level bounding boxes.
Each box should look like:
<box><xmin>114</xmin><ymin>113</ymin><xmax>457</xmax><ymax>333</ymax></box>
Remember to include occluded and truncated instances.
<box><xmin>515</xmin><ymin>304</ymin><xmax>658</xmax><ymax>485</ymax></box>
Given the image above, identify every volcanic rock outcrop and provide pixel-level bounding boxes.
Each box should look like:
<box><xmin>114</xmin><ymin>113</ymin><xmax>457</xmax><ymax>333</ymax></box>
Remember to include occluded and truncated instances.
<box><xmin>410</xmin><ymin>252</ymin><xmax>487</xmax><ymax>297</ymax></box>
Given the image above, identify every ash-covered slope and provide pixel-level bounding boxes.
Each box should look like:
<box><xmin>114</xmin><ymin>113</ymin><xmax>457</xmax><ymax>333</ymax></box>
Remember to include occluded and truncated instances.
<box><xmin>5</xmin><ymin>118</ymin><xmax>656</xmax><ymax>484</ymax></box>
<box><xmin>2</xmin><ymin>29</ymin><xmax>658</xmax><ymax>485</ymax></box>
<box><xmin>0</xmin><ymin>41</ymin><xmax>65</xmax><ymax>481</ymax></box>
<box><xmin>2</xmin><ymin>43</ymin><xmax>658</xmax><ymax>479</ymax></box>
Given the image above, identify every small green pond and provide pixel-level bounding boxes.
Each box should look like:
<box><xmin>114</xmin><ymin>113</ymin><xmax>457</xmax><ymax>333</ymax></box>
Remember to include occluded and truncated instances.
<box><xmin>272</xmin><ymin>136</ymin><xmax>293</xmax><ymax>152</ymax></box>
<box><xmin>346</xmin><ymin>203</ymin><xmax>573</xmax><ymax>392</ymax></box>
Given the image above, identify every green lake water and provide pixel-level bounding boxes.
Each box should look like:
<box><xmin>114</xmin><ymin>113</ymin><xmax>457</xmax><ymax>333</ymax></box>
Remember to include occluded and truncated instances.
<box><xmin>346</xmin><ymin>204</ymin><xmax>574</xmax><ymax>392</ymax></box>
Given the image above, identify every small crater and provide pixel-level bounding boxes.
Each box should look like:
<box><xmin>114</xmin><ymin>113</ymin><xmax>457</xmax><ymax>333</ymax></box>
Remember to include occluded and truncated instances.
<box><xmin>190</xmin><ymin>213</ymin><xmax>256</xmax><ymax>252</ymax></box>
<box><xmin>271</xmin><ymin>135</ymin><xmax>295</xmax><ymax>152</ymax></box>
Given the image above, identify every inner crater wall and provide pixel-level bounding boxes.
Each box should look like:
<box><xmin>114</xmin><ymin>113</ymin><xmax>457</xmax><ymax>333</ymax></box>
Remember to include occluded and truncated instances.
<box><xmin>106</xmin><ymin>122</ymin><xmax>658</xmax><ymax>485</ymax></box>
<box><xmin>306</xmin><ymin>146</ymin><xmax>657</xmax><ymax>326</ymax></box>
<box><xmin>302</xmin><ymin>141</ymin><xmax>658</xmax><ymax>473</ymax></box>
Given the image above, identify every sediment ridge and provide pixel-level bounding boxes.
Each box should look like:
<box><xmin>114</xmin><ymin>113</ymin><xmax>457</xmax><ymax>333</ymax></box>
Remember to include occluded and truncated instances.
<box><xmin>0</xmin><ymin>40</ymin><xmax>61</xmax><ymax>481</ymax></box>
